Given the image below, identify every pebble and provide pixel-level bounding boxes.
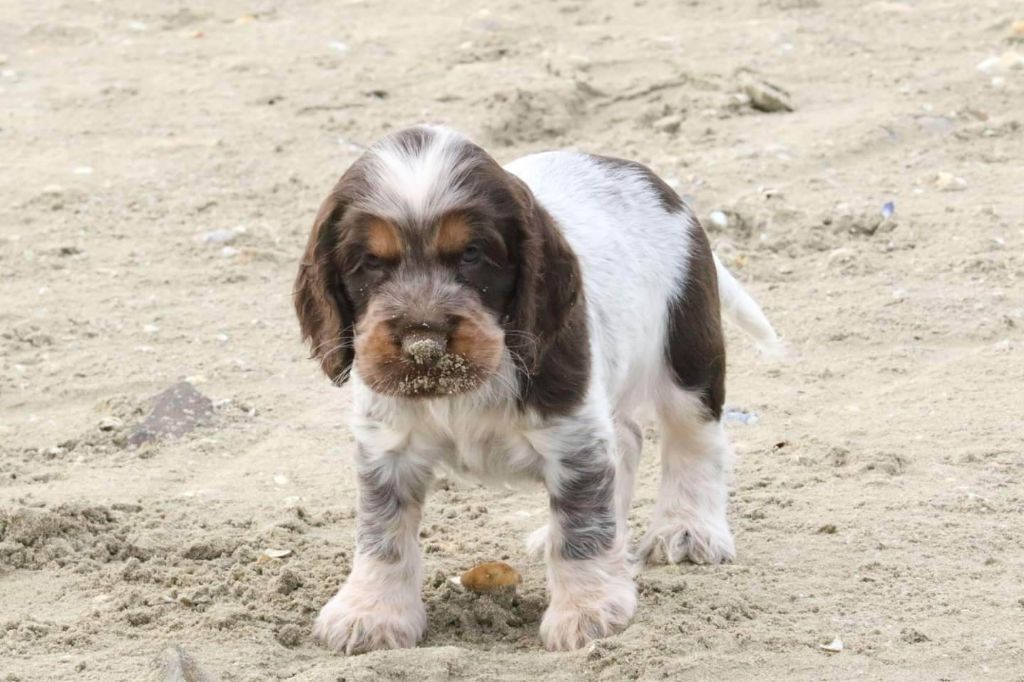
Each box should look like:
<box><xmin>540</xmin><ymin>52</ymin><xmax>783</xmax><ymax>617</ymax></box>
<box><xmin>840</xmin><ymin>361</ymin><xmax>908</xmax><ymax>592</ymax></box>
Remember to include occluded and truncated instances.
<box><xmin>819</xmin><ymin>637</ymin><xmax>844</xmax><ymax>653</ymax></box>
<box><xmin>98</xmin><ymin>416</ymin><xmax>124</xmax><ymax>431</ymax></box>
<box><xmin>144</xmin><ymin>323</ymin><xmax>160</xmax><ymax>334</ymax></box>
<box><xmin>708</xmin><ymin>210</ymin><xmax>729</xmax><ymax>230</ymax></box>
<box><xmin>273</xmin><ymin>474</ymin><xmax>289</xmax><ymax>486</ymax></box>
<box><xmin>198</xmin><ymin>228</ymin><xmax>241</xmax><ymax>245</ymax></box>
<box><xmin>221</xmin><ymin>246</ymin><xmax>239</xmax><ymax>258</ymax></box>
<box><xmin>724</xmin><ymin>408</ymin><xmax>760</xmax><ymax>426</ymax></box>
<box><xmin>459</xmin><ymin>561</ymin><xmax>522</xmax><ymax>593</ymax></box>
<box><xmin>741</xmin><ymin>77</ymin><xmax>794</xmax><ymax>113</ymax></box>
<box><xmin>653</xmin><ymin>114</ymin><xmax>683</xmax><ymax>133</ymax></box>
<box><xmin>976</xmin><ymin>51</ymin><xmax>1024</xmax><ymax>74</ymax></box>
<box><xmin>933</xmin><ymin>172</ymin><xmax>967</xmax><ymax>192</ymax></box>
<box><xmin>127</xmin><ymin>381</ymin><xmax>214</xmax><ymax>447</ymax></box>
<box><xmin>259</xmin><ymin>548</ymin><xmax>292</xmax><ymax>561</ymax></box>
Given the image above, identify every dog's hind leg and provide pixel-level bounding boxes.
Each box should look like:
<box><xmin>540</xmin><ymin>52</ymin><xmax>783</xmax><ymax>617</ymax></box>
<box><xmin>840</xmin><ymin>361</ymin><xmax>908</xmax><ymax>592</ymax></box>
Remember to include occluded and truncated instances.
<box><xmin>638</xmin><ymin>389</ymin><xmax>735</xmax><ymax>565</ymax></box>
<box><xmin>638</xmin><ymin>218</ymin><xmax>735</xmax><ymax>565</ymax></box>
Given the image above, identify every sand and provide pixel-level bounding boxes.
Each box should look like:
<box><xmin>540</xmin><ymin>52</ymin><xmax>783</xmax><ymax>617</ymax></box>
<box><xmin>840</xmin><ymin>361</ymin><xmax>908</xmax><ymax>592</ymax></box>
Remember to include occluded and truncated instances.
<box><xmin>2</xmin><ymin>0</ymin><xmax>1023</xmax><ymax>680</ymax></box>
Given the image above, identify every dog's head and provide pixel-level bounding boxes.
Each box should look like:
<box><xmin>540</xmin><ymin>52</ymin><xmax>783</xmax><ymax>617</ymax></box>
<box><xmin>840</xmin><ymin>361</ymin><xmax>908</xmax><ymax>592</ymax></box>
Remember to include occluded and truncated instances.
<box><xmin>295</xmin><ymin>126</ymin><xmax>583</xmax><ymax>401</ymax></box>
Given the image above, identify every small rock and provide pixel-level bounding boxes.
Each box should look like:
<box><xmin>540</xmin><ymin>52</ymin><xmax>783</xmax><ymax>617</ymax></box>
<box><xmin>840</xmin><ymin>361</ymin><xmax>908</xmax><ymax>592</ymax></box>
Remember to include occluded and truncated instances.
<box><xmin>459</xmin><ymin>561</ymin><xmax>522</xmax><ymax>593</ymax></box>
<box><xmin>933</xmin><ymin>172</ymin><xmax>967</xmax><ymax>192</ymax></box>
<box><xmin>198</xmin><ymin>229</ymin><xmax>240</xmax><ymax>245</ymax></box>
<box><xmin>128</xmin><ymin>381</ymin><xmax>214</xmax><ymax>447</ymax></box>
<box><xmin>976</xmin><ymin>51</ymin><xmax>1024</xmax><ymax>74</ymax></box>
<box><xmin>723</xmin><ymin>408</ymin><xmax>760</xmax><ymax>426</ymax></box>
<box><xmin>707</xmin><ymin>210</ymin><xmax>729</xmax><ymax>230</ymax></box>
<box><xmin>741</xmin><ymin>76</ymin><xmax>793</xmax><ymax>113</ymax></box>
<box><xmin>258</xmin><ymin>548</ymin><xmax>293</xmax><ymax>562</ymax></box>
<box><xmin>98</xmin><ymin>417</ymin><xmax>124</xmax><ymax>432</ymax></box>
<box><xmin>816</xmin><ymin>523</ymin><xmax>838</xmax><ymax>534</ymax></box>
<box><xmin>1011</xmin><ymin>20</ymin><xmax>1024</xmax><ymax>41</ymax></box>
<box><xmin>819</xmin><ymin>636</ymin><xmax>844</xmax><ymax>653</ymax></box>
<box><xmin>275</xmin><ymin>624</ymin><xmax>304</xmax><ymax>648</ymax></box>
<box><xmin>653</xmin><ymin>114</ymin><xmax>683</xmax><ymax>134</ymax></box>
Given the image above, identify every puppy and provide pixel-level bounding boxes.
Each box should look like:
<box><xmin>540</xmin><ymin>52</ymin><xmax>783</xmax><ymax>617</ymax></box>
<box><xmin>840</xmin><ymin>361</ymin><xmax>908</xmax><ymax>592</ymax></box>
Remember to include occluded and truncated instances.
<box><xmin>294</xmin><ymin>125</ymin><xmax>779</xmax><ymax>653</ymax></box>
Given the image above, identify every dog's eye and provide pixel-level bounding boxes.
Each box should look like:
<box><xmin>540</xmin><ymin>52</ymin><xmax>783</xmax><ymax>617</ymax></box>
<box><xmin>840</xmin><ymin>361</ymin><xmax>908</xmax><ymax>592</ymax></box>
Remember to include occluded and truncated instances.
<box><xmin>461</xmin><ymin>245</ymin><xmax>482</xmax><ymax>266</ymax></box>
<box><xmin>362</xmin><ymin>254</ymin><xmax>384</xmax><ymax>271</ymax></box>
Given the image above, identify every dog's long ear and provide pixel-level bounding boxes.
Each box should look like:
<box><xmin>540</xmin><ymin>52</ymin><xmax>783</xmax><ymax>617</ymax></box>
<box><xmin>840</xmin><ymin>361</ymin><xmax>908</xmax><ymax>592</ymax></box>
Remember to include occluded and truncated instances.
<box><xmin>505</xmin><ymin>174</ymin><xmax>590</xmax><ymax>414</ymax></box>
<box><xmin>295</xmin><ymin>188</ymin><xmax>355</xmax><ymax>385</ymax></box>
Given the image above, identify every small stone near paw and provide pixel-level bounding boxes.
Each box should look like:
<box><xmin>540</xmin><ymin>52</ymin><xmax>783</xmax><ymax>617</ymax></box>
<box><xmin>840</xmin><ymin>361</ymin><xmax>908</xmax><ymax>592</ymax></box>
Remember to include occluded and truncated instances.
<box><xmin>458</xmin><ymin>561</ymin><xmax>521</xmax><ymax>593</ymax></box>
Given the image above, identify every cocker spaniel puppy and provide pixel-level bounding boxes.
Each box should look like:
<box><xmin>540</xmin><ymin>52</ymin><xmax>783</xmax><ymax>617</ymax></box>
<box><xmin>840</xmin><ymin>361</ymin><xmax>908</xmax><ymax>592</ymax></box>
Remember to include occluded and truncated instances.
<box><xmin>294</xmin><ymin>125</ymin><xmax>779</xmax><ymax>653</ymax></box>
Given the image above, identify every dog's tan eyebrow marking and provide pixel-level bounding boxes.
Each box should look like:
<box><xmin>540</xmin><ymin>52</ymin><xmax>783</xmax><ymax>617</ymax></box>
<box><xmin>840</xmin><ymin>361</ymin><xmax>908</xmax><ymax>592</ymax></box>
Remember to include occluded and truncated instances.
<box><xmin>433</xmin><ymin>213</ymin><xmax>473</xmax><ymax>256</ymax></box>
<box><xmin>366</xmin><ymin>219</ymin><xmax>404</xmax><ymax>259</ymax></box>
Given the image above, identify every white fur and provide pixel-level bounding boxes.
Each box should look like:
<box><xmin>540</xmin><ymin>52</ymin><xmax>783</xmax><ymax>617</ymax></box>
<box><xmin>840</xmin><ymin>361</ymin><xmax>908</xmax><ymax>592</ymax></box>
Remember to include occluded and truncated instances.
<box><xmin>714</xmin><ymin>254</ymin><xmax>783</xmax><ymax>356</ymax></box>
<box><xmin>357</xmin><ymin>125</ymin><xmax>473</xmax><ymax>223</ymax></box>
<box><xmin>315</xmin><ymin>129</ymin><xmax>777</xmax><ymax>653</ymax></box>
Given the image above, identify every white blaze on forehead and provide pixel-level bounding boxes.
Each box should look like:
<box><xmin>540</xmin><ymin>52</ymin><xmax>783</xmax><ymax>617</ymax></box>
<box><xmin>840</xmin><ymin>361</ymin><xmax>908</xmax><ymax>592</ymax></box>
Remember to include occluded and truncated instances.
<box><xmin>359</xmin><ymin>126</ymin><xmax>473</xmax><ymax>223</ymax></box>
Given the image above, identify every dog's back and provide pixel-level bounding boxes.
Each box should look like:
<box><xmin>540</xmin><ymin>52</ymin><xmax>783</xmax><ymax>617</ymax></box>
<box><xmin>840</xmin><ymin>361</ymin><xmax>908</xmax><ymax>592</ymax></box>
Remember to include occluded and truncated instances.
<box><xmin>506</xmin><ymin>151</ymin><xmax>717</xmax><ymax>415</ymax></box>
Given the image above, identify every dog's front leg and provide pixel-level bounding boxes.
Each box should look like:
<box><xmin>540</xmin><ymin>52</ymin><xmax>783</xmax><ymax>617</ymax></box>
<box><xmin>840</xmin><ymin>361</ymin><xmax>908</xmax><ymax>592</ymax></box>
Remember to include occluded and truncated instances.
<box><xmin>536</xmin><ymin>430</ymin><xmax>637</xmax><ymax>651</ymax></box>
<box><xmin>314</xmin><ymin>444</ymin><xmax>433</xmax><ymax>654</ymax></box>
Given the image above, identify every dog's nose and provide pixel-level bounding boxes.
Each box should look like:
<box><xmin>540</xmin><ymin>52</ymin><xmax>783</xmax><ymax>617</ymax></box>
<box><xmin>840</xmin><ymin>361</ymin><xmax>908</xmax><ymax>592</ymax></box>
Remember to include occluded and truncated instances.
<box><xmin>401</xmin><ymin>331</ymin><xmax>447</xmax><ymax>366</ymax></box>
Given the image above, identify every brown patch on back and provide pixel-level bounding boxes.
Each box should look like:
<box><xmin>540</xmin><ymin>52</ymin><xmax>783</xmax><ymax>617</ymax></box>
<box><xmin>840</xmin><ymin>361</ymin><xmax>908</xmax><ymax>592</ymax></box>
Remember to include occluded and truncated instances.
<box><xmin>665</xmin><ymin>217</ymin><xmax>725</xmax><ymax>420</ymax></box>
<box><xmin>434</xmin><ymin>213</ymin><xmax>473</xmax><ymax>256</ymax></box>
<box><xmin>365</xmin><ymin>219</ymin><xmax>403</xmax><ymax>260</ymax></box>
<box><xmin>588</xmin><ymin>154</ymin><xmax>684</xmax><ymax>214</ymax></box>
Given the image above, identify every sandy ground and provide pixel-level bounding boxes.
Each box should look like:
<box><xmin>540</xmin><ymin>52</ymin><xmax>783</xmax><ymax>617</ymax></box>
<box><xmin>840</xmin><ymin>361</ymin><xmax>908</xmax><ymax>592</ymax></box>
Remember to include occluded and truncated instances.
<box><xmin>2</xmin><ymin>0</ymin><xmax>1023</xmax><ymax>680</ymax></box>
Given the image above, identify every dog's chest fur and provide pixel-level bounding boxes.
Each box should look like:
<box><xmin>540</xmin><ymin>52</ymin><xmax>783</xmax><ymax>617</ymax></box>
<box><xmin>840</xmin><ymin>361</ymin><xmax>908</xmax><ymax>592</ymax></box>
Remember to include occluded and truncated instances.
<box><xmin>351</xmin><ymin>380</ymin><xmax>547</xmax><ymax>484</ymax></box>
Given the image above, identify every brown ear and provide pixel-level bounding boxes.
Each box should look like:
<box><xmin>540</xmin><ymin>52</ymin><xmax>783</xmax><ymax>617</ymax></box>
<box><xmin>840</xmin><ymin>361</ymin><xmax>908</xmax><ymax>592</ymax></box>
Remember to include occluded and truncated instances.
<box><xmin>294</xmin><ymin>190</ymin><xmax>355</xmax><ymax>385</ymax></box>
<box><xmin>505</xmin><ymin>175</ymin><xmax>590</xmax><ymax>415</ymax></box>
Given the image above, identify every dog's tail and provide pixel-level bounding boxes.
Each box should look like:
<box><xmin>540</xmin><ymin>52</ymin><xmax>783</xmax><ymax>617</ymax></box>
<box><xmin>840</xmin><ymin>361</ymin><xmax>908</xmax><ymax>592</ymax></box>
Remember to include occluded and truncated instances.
<box><xmin>713</xmin><ymin>254</ymin><xmax>783</xmax><ymax>357</ymax></box>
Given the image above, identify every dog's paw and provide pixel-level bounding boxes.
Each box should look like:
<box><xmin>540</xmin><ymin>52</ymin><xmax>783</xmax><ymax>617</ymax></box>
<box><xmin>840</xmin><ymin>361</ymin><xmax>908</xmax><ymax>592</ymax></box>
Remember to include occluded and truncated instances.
<box><xmin>313</xmin><ymin>582</ymin><xmax>426</xmax><ymax>654</ymax></box>
<box><xmin>638</xmin><ymin>517</ymin><xmax>735</xmax><ymax>565</ymax></box>
<box><xmin>539</xmin><ymin>576</ymin><xmax>636</xmax><ymax>651</ymax></box>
